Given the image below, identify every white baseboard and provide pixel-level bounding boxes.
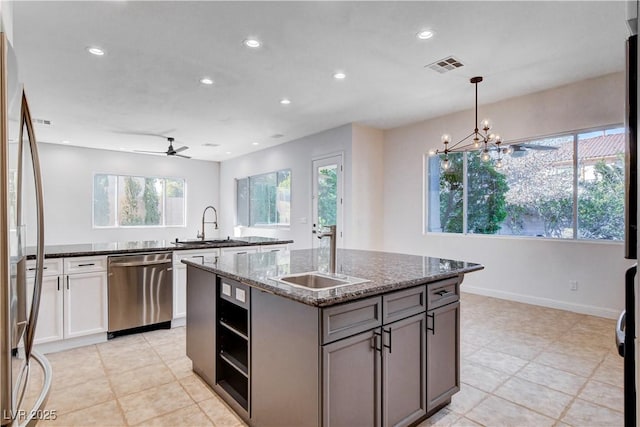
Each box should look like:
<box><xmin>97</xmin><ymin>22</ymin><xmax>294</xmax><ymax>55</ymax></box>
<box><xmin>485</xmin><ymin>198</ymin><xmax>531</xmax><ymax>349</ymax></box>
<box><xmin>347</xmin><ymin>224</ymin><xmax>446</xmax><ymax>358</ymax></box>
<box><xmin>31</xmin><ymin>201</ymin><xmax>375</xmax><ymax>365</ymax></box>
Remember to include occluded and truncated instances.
<box><xmin>172</xmin><ymin>317</ymin><xmax>186</xmax><ymax>327</ymax></box>
<box><xmin>462</xmin><ymin>285</ymin><xmax>620</xmax><ymax>319</ymax></box>
<box><xmin>29</xmin><ymin>333</ymin><xmax>108</xmax><ymax>355</ymax></box>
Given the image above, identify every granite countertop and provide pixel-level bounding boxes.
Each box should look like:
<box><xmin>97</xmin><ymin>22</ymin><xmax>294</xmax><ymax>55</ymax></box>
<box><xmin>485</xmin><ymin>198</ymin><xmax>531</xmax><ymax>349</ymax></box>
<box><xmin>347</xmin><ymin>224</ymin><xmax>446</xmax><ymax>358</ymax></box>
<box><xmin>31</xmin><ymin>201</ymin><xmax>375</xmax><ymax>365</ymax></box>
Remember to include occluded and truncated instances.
<box><xmin>26</xmin><ymin>237</ymin><xmax>293</xmax><ymax>259</ymax></box>
<box><xmin>183</xmin><ymin>248</ymin><xmax>483</xmax><ymax>307</ymax></box>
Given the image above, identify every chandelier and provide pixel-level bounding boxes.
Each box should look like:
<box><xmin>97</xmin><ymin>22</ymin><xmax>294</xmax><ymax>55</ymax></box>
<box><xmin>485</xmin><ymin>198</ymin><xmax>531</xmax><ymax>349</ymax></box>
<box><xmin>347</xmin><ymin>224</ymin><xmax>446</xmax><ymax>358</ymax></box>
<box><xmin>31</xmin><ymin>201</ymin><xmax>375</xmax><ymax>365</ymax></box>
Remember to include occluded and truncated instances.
<box><xmin>431</xmin><ymin>76</ymin><xmax>510</xmax><ymax>170</ymax></box>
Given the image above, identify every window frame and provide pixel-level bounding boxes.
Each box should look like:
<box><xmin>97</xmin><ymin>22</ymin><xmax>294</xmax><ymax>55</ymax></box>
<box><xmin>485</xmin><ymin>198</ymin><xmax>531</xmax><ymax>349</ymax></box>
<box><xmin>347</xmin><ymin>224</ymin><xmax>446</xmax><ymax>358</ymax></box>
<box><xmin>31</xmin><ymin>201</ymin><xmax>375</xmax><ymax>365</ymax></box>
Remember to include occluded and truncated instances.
<box><xmin>92</xmin><ymin>173</ymin><xmax>187</xmax><ymax>229</ymax></box>
<box><xmin>236</xmin><ymin>168</ymin><xmax>291</xmax><ymax>229</ymax></box>
<box><xmin>424</xmin><ymin>123</ymin><xmax>625</xmax><ymax>243</ymax></box>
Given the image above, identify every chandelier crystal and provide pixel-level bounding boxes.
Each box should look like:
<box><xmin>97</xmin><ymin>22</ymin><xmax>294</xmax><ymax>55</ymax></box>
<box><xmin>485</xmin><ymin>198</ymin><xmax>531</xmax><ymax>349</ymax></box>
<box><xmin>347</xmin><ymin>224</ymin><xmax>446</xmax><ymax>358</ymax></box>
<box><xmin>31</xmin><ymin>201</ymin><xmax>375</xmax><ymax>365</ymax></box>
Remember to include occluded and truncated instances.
<box><xmin>432</xmin><ymin>76</ymin><xmax>508</xmax><ymax>169</ymax></box>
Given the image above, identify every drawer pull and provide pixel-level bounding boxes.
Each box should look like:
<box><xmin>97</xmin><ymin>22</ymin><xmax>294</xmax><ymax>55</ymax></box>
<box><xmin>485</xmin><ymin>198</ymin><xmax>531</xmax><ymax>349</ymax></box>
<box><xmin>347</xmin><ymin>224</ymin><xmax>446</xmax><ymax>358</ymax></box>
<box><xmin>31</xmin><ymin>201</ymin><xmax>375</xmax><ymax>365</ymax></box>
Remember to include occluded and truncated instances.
<box><xmin>427</xmin><ymin>312</ymin><xmax>435</xmax><ymax>335</ymax></box>
<box><xmin>235</xmin><ymin>251</ymin><xmax>247</xmax><ymax>255</ymax></box>
<box><xmin>66</xmin><ymin>276</ymin><xmax>70</xmax><ymax>290</ymax></box>
<box><xmin>383</xmin><ymin>328</ymin><xmax>392</xmax><ymax>353</ymax></box>
<box><xmin>77</xmin><ymin>263</ymin><xmax>95</xmax><ymax>267</ymax></box>
<box><xmin>372</xmin><ymin>330</ymin><xmax>382</xmax><ymax>352</ymax></box>
<box><xmin>28</xmin><ymin>266</ymin><xmax>47</xmax><ymax>271</ymax></box>
<box><xmin>434</xmin><ymin>289</ymin><xmax>454</xmax><ymax>298</ymax></box>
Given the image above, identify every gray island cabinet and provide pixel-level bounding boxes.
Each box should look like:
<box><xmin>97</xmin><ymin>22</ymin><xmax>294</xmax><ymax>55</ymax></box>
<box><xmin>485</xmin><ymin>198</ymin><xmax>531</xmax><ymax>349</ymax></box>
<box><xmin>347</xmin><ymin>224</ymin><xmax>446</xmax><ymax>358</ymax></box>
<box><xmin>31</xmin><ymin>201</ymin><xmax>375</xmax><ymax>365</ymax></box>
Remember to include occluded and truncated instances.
<box><xmin>185</xmin><ymin>249</ymin><xmax>482</xmax><ymax>427</ymax></box>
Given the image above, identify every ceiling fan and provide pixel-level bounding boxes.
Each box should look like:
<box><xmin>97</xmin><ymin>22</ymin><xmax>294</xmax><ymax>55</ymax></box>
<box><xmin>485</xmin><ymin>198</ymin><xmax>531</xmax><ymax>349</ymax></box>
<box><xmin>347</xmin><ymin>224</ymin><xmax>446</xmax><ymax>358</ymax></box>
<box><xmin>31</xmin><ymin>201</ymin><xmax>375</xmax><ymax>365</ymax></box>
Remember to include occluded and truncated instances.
<box><xmin>135</xmin><ymin>136</ymin><xmax>191</xmax><ymax>159</ymax></box>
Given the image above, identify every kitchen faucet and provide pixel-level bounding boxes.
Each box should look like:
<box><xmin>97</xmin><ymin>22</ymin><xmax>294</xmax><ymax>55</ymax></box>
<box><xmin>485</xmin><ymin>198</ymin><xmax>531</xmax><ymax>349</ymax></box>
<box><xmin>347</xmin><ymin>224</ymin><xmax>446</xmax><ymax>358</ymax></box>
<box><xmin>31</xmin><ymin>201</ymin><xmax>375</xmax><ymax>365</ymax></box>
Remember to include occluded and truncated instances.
<box><xmin>197</xmin><ymin>205</ymin><xmax>218</xmax><ymax>240</ymax></box>
<box><xmin>316</xmin><ymin>225</ymin><xmax>337</xmax><ymax>274</ymax></box>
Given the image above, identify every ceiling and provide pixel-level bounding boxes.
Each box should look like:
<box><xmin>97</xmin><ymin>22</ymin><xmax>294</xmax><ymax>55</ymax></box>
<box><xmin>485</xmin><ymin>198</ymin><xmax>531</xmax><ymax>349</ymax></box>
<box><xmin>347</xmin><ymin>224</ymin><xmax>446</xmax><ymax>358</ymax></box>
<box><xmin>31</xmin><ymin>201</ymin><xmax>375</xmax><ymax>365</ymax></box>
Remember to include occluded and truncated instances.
<box><xmin>11</xmin><ymin>1</ymin><xmax>629</xmax><ymax>161</ymax></box>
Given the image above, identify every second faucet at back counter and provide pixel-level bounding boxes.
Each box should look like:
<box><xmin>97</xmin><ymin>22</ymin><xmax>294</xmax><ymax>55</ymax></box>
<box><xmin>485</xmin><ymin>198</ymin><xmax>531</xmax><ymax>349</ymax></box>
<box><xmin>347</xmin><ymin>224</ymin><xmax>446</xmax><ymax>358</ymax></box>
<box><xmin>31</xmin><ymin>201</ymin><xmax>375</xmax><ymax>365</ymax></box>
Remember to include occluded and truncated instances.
<box><xmin>197</xmin><ymin>205</ymin><xmax>218</xmax><ymax>240</ymax></box>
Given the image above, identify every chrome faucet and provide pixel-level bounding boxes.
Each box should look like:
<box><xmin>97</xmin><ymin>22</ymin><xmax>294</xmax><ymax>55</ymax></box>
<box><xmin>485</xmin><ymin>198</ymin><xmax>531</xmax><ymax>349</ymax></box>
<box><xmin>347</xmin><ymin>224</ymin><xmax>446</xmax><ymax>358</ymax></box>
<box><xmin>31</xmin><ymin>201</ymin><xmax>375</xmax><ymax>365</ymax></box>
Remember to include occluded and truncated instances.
<box><xmin>316</xmin><ymin>225</ymin><xmax>337</xmax><ymax>274</ymax></box>
<box><xmin>197</xmin><ymin>205</ymin><xmax>218</xmax><ymax>240</ymax></box>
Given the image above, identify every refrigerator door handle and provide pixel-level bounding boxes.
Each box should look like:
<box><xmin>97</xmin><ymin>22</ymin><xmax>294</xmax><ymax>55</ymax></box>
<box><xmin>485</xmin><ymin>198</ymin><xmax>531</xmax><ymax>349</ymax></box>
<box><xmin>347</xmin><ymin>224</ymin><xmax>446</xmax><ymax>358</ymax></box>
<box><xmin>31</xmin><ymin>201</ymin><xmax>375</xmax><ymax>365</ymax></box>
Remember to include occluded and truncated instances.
<box><xmin>18</xmin><ymin>91</ymin><xmax>45</xmax><ymax>362</ymax></box>
<box><xmin>616</xmin><ymin>310</ymin><xmax>626</xmax><ymax>357</ymax></box>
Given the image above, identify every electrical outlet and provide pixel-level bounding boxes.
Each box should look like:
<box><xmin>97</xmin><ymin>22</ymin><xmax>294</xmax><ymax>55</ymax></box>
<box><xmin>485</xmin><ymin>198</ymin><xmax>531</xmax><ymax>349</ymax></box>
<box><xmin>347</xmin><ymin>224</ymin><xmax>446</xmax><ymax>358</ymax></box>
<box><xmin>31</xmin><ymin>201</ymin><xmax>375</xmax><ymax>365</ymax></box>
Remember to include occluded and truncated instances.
<box><xmin>569</xmin><ymin>280</ymin><xmax>578</xmax><ymax>291</ymax></box>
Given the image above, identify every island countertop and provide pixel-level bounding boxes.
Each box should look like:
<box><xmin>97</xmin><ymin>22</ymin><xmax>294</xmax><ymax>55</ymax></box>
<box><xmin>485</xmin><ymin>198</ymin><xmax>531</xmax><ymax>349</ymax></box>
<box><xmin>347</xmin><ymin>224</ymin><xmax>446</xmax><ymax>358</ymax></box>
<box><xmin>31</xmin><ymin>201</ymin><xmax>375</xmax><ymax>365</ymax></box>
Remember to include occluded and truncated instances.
<box><xmin>183</xmin><ymin>248</ymin><xmax>483</xmax><ymax>307</ymax></box>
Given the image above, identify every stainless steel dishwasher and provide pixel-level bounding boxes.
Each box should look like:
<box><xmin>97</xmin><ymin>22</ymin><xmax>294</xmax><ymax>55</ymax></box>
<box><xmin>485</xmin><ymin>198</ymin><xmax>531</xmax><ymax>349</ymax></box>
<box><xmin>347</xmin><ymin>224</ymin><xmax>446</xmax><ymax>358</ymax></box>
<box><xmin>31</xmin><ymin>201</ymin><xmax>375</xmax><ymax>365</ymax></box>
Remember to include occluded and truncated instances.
<box><xmin>108</xmin><ymin>252</ymin><xmax>173</xmax><ymax>335</ymax></box>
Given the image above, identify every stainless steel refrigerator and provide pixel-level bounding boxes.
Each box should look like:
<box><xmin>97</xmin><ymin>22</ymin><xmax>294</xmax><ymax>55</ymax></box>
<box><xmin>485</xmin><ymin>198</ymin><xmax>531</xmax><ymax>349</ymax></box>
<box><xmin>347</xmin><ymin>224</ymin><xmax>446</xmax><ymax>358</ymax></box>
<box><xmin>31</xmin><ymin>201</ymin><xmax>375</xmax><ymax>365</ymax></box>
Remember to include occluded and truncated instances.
<box><xmin>0</xmin><ymin>30</ymin><xmax>51</xmax><ymax>427</ymax></box>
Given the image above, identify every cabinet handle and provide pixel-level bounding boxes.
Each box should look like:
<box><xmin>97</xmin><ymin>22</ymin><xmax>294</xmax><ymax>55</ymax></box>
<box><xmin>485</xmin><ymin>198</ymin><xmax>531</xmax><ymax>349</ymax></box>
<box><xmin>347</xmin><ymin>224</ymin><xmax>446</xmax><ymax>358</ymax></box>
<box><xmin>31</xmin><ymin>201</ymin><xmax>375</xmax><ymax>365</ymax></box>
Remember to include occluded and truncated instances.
<box><xmin>236</xmin><ymin>252</ymin><xmax>247</xmax><ymax>255</ymax></box>
<box><xmin>427</xmin><ymin>312</ymin><xmax>435</xmax><ymax>335</ymax></box>
<box><xmin>28</xmin><ymin>266</ymin><xmax>47</xmax><ymax>271</ymax></box>
<box><xmin>66</xmin><ymin>276</ymin><xmax>69</xmax><ymax>290</ymax></box>
<box><xmin>372</xmin><ymin>330</ymin><xmax>382</xmax><ymax>352</ymax></box>
<box><xmin>57</xmin><ymin>276</ymin><xmax>60</xmax><ymax>291</ymax></box>
<box><xmin>434</xmin><ymin>288</ymin><xmax>454</xmax><ymax>298</ymax></box>
<box><xmin>77</xmin><ymin>263</ymin><xmax>95</xmax><ymax>267</ymax></box>
<box><xmin>383</xmin><ymin>328</ymin><xmax>392</xmax><ymax>353</ymax></box>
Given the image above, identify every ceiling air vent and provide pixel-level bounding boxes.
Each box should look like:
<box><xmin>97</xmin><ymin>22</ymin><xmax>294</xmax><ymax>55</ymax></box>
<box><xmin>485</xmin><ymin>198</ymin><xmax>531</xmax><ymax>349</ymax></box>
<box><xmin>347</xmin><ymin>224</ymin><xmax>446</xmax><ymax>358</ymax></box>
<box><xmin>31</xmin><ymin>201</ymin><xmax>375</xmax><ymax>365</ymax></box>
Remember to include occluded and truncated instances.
<box><xmin>425</xmin><ymin>56</ymin><xmax>464</xmax><ymax>73</ymax></box>
<box><xmin>32</xmin><ymin>118</ymin><xmax>52</xmax><ymax>126</ymax></box>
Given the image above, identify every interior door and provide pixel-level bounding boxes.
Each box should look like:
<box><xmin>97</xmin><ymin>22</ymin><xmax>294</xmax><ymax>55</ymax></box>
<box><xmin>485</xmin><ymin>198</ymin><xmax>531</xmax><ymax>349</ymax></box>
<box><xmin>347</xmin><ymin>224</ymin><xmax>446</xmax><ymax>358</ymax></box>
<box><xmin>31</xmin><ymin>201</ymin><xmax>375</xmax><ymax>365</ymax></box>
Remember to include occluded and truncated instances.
<box><xmin>312</xmin><ymin>154</ymin><xmax>343</xmax><ymax>249</ymax></box>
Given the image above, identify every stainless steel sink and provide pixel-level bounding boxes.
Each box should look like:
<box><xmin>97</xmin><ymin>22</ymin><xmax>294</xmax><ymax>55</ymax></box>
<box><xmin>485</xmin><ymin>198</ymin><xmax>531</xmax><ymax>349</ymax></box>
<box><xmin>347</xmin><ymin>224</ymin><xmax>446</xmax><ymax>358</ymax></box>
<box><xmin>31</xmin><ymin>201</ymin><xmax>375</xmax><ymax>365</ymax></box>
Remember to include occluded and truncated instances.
<box><xmin>273</xmin><ymin>272</ymin><xmax>369</xmax><ymax>290</ymax></box>
<box><xmin>173</xmin><ymin>239</ymin><xmax>246</xmax><ymax>247</ymax></box>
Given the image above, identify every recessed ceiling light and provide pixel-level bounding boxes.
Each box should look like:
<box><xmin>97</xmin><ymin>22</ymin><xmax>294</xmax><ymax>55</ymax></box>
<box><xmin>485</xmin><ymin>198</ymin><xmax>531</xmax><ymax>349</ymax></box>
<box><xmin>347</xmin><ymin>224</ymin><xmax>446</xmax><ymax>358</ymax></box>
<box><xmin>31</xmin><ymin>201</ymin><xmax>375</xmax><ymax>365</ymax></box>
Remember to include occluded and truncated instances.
<box><xmin>225</xmin><ymin>151</ymin><xmax>232</xmax><ymax>155</ymax></box>
<box><xmin>333</xmin><ymin>72</ymin><xmax>347</xmax><ymax>80</ymax></box>
<box><xmin>244</xmin><ymin>38</ymin><xmax>261</xmax><ymax>48</ymax></box>
<box><xmin>252</xmin><ymin>142</ymin><xmax>260</xmax><ymax>146</ymax></box>
<box><xmin>200</xmin><ymin>77</ymin><xmax>214</xmax><ymax>85</ymax></box>
<box><xmin>416</xmin><ymin>30</ymin><xmax>434</xmax><ymax>40</ymax></box>
<box><xmin>61</xmin><ymin>140</ymin><xmax>70</xmax><ymax>144</ymax></box>
<box><xmin>87</xmin><ymin>46</ymin><xmax>105</xmax><ymax>56</ymax></box>
<box><xmin>280</xmin><ymin>98</ymin><xmax>291</xmax><ymax>105</ymax></box>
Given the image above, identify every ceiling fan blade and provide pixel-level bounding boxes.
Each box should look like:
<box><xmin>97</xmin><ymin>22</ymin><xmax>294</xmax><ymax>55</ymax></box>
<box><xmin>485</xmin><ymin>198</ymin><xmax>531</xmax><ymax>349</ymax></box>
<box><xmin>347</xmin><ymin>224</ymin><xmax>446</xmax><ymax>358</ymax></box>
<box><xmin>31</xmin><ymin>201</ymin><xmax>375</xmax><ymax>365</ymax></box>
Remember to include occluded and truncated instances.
<box><xmin>134</xmin><ymin>149</ymin><xmax>166</xmax><ymax>154</ymax></box>
<box><xmin>174</xmin><ymin>146</ymin><xmax>189</xmax><ymax>153</ymax></box>
<box><xmin>175</xmin><ymin>153</ymin><xmax>191</xmax><ymax>159</ymax></box>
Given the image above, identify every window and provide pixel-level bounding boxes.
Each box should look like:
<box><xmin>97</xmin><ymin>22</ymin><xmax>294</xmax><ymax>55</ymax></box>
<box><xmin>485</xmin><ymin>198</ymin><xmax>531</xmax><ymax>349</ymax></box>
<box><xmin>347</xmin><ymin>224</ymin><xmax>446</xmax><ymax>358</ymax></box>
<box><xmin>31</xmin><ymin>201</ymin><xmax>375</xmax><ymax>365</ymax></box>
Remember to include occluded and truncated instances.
<box><xmin>427</xmin><ymin>126</ymin><xmax>624</xmax><ymax>240</ymax></box>
<box><xmin>237</xmin><ymin>169</ymin><xmax>291</xmax><ymax>227</ymax></box>
<box><xmin>93</xmin><ymin>174</ymin><xmax>186</xmax><ymax>227</ymax></box>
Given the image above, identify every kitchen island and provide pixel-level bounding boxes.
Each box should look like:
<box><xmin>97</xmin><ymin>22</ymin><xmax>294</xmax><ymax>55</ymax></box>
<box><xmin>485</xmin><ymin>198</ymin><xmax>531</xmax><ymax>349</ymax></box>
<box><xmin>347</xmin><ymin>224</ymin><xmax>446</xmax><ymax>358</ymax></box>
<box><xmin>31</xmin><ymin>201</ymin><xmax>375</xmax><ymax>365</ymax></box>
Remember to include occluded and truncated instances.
<box><xmin>184</xmin><ymin>248</ymin><xmax>482</xmax><ymax>427</ymax></box>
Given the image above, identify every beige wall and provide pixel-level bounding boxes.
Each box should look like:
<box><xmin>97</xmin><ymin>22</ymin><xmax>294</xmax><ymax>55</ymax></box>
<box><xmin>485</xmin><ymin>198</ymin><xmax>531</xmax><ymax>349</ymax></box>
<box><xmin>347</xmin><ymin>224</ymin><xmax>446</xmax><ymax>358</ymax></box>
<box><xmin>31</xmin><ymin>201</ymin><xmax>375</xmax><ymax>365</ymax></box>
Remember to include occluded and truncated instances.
<box><xmin>382</xmin><ymin>72</ymin><xmax>632</xmax><ymax>318</ymax></box>
<box><xmin>351</xmin><ymin>124</ymin><xmax>384</xmax><ymax>250</ymax></box>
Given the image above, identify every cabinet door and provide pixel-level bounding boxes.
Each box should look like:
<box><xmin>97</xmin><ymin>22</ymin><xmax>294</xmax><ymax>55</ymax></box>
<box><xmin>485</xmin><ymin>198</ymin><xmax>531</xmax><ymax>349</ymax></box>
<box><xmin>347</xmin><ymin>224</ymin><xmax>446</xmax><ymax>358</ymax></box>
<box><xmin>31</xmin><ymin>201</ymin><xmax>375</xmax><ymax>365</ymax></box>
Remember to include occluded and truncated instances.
<box><xmin>382</xmin><ymin>314</ymin><xmax>427</xmax><ymax>427</ymax></box>
<box><xmin>323</xmin><ymin>329</ymin><xmax>381</xmax><ymax>427</ymax></box>
<box><xmin>64</xmin><ymin>271</ymin><xmax>108</xmax><ymax>338</ymax></box>
<box><xmin>426</xmin><ymin>301</ymin><xmax>460</xmax><ymax>413</ymax></box>
<box><xmin>173</xmin><ymin>265</ymin><xmax>187</xmax><ymax>319</ymax></box>
<box><xmin>27</xmin><ymin>275</ymin><xmax>64</xmax><ymax>344</ymax></box>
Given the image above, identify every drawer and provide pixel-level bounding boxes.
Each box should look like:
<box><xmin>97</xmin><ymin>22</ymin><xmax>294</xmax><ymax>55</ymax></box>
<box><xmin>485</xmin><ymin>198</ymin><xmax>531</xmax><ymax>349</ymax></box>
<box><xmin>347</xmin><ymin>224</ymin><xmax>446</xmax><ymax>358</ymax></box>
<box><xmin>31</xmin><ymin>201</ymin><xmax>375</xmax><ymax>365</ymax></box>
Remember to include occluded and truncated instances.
<box><xmin>382</xmin><ymin>285</ymin><xmax>426</xmax><ymax>324</ymax></box>
<box><xmin>219</xmin><ymin>276</ymin><xmax>250</xmax><ymax>308</ymax></box>
<box><xmin>260</xmin><ymin>244</ymin><xmax>288</xmax><ymax>253</ymax></box>
<box><xmin>221</xmin><ymin>246</ymin><xmax>259</xmax><ymax>256</ymax></box>
<box><xmin>64</xmin><ymin>256</ymin><xmax>107</xmax><ymax>274</ymax></box>
<box><xmin>427</xmin><ymin>277</ymin><xmax>459</xmax><ymax>310</ymax></box>
<box><xmin>321</xmin><ymin>296</ymin><xmax>382</xmax><ymax>344</ymax></box>
<box><xmin>26</xmin><ymin>258</ymin><xmax>63</xmax><ymax>278</ymax></box>
<box><xmin>174</xmin><ymin>249</ymin><xmax>220</xmax><ymax>265</ymax></box>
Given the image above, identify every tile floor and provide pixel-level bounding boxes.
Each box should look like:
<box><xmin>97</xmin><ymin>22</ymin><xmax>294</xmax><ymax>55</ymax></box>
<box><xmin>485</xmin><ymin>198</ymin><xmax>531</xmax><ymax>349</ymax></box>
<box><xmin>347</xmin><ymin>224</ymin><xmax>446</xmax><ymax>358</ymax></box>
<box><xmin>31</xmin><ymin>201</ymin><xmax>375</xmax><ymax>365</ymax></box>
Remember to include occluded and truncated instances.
<box><xmin>21</xmin><ymin>292</ymin><xmax>623</xmax><ymax>426</ymax></box>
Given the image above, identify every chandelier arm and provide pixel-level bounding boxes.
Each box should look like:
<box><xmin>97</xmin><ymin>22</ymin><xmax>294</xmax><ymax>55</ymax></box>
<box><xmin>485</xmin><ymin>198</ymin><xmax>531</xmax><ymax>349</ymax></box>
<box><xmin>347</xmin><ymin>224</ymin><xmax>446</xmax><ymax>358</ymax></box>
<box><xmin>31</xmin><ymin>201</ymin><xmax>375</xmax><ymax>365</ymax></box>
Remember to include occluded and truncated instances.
<box><xmin>447</xmin><ymin>131</ymin><xmax>477</xmax><ymax>151</ymax></box>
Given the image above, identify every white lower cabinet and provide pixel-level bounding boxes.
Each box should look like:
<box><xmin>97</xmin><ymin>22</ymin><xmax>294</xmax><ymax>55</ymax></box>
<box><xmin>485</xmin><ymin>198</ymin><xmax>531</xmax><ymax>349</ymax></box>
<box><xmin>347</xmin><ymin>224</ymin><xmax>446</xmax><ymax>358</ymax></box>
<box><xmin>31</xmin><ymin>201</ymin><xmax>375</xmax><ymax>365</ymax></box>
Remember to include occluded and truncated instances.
<box><xmin>173</xmin><ymin>249</ymin><xmax>220</xmax><ymax>319</ymax></box>
<box><xmin>64</xmin><ymin>271</ymin><xmax>108</xmax><ymax>338</ymax></box>
<box><xmin>27</xmin><ymin>256</ymin><xmax>108</xmax><ymax>346</ymax></box>
<box><xmin>29</xmin><ymin>275</ymin><xmax>64</xmax><ymax>343</ymax></box>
